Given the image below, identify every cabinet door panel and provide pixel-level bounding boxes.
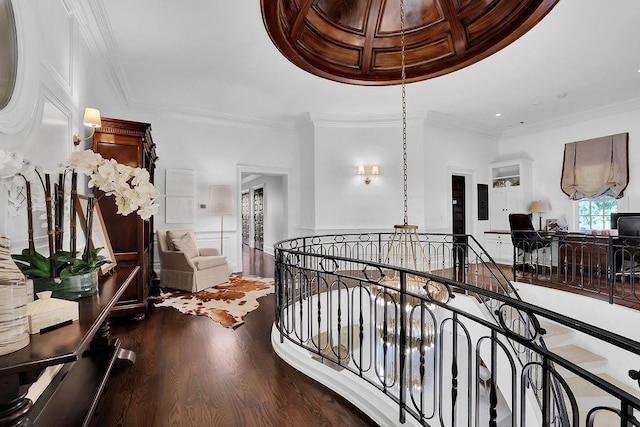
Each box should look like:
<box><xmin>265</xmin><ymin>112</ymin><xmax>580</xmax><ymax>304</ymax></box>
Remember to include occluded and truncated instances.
<box><xmin>92</xmin><ymin>117</ymin><xmax>156</xmax><ymax>318</ymax></box>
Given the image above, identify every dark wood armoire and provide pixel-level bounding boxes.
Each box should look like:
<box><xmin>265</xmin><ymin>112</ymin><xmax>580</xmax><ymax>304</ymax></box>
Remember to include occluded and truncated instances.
<box><xmin>93</xmin><ymin>117</ymin><xmax>158</xmax><ymax>318</ymax></box>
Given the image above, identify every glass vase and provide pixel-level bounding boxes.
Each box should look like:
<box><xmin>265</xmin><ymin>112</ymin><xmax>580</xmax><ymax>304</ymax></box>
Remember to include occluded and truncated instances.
<box><xmin>33</xmin><ymin>270</ymin><xmax>99</xmax><ymax>300</ymax></box>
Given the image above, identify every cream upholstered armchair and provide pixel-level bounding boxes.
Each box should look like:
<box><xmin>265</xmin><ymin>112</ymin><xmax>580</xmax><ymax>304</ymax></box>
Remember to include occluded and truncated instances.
<box><xmin>157</xmin><ymin>229</ymin><xmax>232</xmax><ymax>292</ymax></box>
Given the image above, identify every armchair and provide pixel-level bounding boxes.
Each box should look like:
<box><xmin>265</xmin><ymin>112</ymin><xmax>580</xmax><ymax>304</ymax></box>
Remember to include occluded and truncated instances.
<box><xmin>157</xmin><ymin>229</ymin><xmax>232</xmax><ymax>292</ymax></box>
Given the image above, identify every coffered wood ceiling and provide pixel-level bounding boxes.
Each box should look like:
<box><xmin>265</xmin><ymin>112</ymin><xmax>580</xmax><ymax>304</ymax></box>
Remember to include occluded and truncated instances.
<box><xmin>71</xmin><ymin>1</ymin><xmax>640</xmax><ymax>135</ymax></box>
<box><xmin>262</xmin><ymin>0</ymin><xmax>559</xmax><ymax>85</ymax></box>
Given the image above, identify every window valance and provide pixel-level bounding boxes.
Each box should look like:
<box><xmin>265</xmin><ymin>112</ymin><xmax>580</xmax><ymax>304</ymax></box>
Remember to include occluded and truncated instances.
<box><xmin>561</xmin><ymin>132</ymin><xmax>629</xmax><ymax>200</ymax></box>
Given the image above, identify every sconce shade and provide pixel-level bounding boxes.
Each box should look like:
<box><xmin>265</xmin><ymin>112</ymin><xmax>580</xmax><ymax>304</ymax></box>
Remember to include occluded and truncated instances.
<box><xmin>357</xmin><ymin>165</ymin><xmax>379</xmax><ymax>185</ymax></box>
<box><xmin>210</xmin><ymin>185</ymin><xmax>235</xmax><ymax>215</ymax></box>
<box><xmin>83</xmin><ymin>108</ymin><xmax>102</xmax><ymax>128</ymax></box>
<box><xmin>529</xmin><ymin>200</ymin><xmax>546</xmax><ymax>213</ymax></box>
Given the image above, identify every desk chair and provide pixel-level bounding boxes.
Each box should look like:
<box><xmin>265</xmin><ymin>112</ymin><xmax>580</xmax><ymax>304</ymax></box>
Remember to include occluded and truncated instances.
<box><xmin>509</xmin><ymin>213</ymin><xmax>552</xmax><ymax>274</ymax></box>
<box><xmin>615</xmin><ymin>216</ymin><xmax>640</xmax><ymax>278</ymax></box>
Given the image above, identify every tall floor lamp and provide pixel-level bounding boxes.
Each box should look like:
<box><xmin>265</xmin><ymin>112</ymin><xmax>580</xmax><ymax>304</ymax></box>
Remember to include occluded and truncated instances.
<box><xmin>210</xmin><ymin>185</ymin><xmax>234</xmax><ymax>255</ymax></box>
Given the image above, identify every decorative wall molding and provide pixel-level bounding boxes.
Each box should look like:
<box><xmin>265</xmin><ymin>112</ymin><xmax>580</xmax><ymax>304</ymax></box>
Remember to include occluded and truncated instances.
<box><xmin>0</xmin><ymin>1</ymin><xmax>40</xmax><ymax>137</ymax></box>
<box><xmin>502</xmin><ymin>97</ymin><xmax>640</xmax><ymax>138</ymax></box>
<box><xmin>39</xmin><ymin>0</ymin><xmax>75</xmax><ymax>97</ymax></box>
<box><xmin>424</xmin><ymin>110</ymin><xmax>500</xmax><ymax>138</ymax></box>
<box><xmin>310</xmin><ymin>111</ymin><xmax>427</xmax><ymax>128</ymax></box>
<box><xmin>65</xmin><ymin>0</ymin><xmax>132</xmax><ymax>105</ymax></box>
<box><xmin>149</xmin><ymin>103</ymin><xmax>297</xmax><ymax>133</ymax></box>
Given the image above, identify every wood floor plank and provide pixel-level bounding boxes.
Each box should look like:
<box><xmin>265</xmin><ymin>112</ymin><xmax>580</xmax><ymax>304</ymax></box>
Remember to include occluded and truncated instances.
<box><xmin>90</xmin><ymin>247</ymin><xmax>375</xmax><ymax>427</ymax></box>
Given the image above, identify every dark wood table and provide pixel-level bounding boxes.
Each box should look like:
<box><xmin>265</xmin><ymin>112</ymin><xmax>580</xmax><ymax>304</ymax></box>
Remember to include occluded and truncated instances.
<box><xmin>0</xmin><ymin>266</ymin><xmax>139</xmax><ymax>427</ymax></box>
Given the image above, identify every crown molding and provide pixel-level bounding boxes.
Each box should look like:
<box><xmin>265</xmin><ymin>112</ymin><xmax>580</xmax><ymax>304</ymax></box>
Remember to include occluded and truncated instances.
<box><xmin>139</xmin><ymin>102</ymin><xmax>297</xmax><ymax>132</ymax></box>
<box><xmin>501</xmin><ymin>97</ymin><xmax>640</xmax><ymax>138</ymax></box>
<box><xmin>309</xmin><ymin>111</ymin><xmax>427</xmax><ymax>128</ymax></box>
<box><xmin>424</xmin><ymin>111</ymin><xmax>501</xmax><ymax>138</ymax></box>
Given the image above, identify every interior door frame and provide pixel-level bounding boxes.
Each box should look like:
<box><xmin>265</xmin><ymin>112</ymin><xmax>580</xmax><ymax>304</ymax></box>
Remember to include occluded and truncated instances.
<box><xmin>236</xmin><ymin>164</ymin><xmax>292</xmax><ymax>266</ymax></box>
<box><xmin>447</xmin><ymin>167</ymin><xmax>476</xmax><ymax>237</ymax></box>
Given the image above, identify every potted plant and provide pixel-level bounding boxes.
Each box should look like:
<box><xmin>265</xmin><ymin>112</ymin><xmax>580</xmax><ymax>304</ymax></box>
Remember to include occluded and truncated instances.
<box><xmin>4</xmin><ymin>149</ymin><xmax>159</xmax><ymax>300</ymax></box>
<box><xmin>12</xmin><ymin>247</ymin><xmax>110</xmax><ymax>299</ymax></box>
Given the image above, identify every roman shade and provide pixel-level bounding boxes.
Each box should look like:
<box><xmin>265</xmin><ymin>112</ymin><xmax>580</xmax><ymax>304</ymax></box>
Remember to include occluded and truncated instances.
<box><xmin>561</xmin><ymin>133</ymin><xmax>629</xmax><ymax>200</ymax></box>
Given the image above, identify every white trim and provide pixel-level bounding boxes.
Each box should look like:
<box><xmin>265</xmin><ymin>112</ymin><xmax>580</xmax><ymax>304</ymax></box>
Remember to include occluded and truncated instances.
<box><xmin>310</xmin><ymin>110</ymin><xmax>426</xmax><ymax>128</ymax></box>
<box><xmin>236</xmin><ymin>165</ymin><xmax>292</xmax><ymax>270</ymax></box>
<box><xmin>447</xmin><ymin>168</ymin><xmax>477</xmax><ymax>236</ymax></box>
<box><xmin>40</xmin><ymin>4</ymin><xmax>74</xmax><ymax>97</ymax></box>
<box><xmin>271</xmin><ymin>325</ymin><xmax>422</xmax><ymax>427</ymax></box>
<box><xmin>0</xmin><ymin>0</ymin><xmax>39</xmax><ymax>136</ymax></box>
<box><xmin>502</xmin><ymin>97</ymin><xmax>640</xmax><ymax>138</ymax></box>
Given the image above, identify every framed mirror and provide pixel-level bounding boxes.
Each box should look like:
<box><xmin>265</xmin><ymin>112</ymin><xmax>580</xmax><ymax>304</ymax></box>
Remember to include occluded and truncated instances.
<box><xmin>0</xmin><ymin>0</ymin><xmax>18</xmax><ymax>110</ymax></box>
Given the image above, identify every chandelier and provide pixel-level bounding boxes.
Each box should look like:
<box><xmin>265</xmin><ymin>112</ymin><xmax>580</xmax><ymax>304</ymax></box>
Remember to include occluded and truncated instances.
<box><xmin>373</xmin><ymin>3</ymin><xmax>449</xmax><ymax>391</ymax></box>
<box><xmin>379</xmin><ymin>0</ymin><xmax>448</xmax><ymax>306</ymax></box>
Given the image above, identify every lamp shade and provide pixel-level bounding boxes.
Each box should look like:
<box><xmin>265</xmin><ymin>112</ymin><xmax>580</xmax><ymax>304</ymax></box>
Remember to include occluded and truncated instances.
<box><xmin>83</xmin><ymin>108</ymin><xmax>101</xmax><ymax>128</ymax></box>
<box><xmin>210</xmin><ymin>185</ymin><xmax>234</xmax><ymax>215</ymax></box>
<box><xmin>529</xmin><ymin>200</ymin><xmax>546</xmax><ymax>213</ymax></box>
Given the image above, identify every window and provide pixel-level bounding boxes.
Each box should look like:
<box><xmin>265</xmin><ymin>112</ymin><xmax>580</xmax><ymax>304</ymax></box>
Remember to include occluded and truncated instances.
<box><xmin>577</xmin><ymin>197</ymin><xmax>617</xmax><ymax>232</ymax></box>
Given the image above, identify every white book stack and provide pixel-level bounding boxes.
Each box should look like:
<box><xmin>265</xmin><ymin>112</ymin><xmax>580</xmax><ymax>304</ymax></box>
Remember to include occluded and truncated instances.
<box><xmin>0</xmin><ymin>237</ymin><xmax>30</xmax><ymax>356</ymax></box>
<box><xmin>26</xmin><ymin>292</ymin><xmax>79</xmax><ymax>334</ymax></box>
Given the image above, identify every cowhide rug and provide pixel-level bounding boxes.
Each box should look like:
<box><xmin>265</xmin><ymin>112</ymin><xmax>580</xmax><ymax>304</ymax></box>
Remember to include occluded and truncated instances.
<box><xmin>154</xmin><ymin>275</ymin><xmax>274</xmax><ymax>328</ymax></box>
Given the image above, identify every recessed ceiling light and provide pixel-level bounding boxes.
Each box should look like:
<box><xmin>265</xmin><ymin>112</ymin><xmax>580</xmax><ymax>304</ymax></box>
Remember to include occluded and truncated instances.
<box><xmin>495</xmin><ymin>113</ymin><xmax>502</xmax><ymax>117</ymax></box>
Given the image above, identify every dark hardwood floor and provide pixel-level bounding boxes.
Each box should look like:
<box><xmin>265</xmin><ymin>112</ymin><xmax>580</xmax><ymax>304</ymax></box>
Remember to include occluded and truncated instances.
<box><xmin>91</xmin><ymin>246</ymin><xmax>375</xmax><ymax>427</ymax></box>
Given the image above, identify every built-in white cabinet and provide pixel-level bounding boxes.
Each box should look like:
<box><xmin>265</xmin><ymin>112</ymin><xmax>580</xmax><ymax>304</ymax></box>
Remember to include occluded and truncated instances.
<box><xmin>485</xmin><ymin>158</ymin><xmax>532</xmax><ymax>263</ymax></box>
<box><xmin>489</xmin><ymin>159</ymin><xmax>532</xmax><ymax>231</ymax></box>
<box><xmin>483</xmin><ymin>232</ymin><xmax>514</xmax><ymax>264</ymax></box>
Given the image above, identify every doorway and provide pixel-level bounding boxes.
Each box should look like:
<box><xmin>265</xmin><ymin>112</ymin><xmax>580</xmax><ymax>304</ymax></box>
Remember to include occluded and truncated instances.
<box><xmin>237</xmin><ymin>165</ymin><xmax>291</xmax><ymax>275</ymax></box>
<box><xmin>452</xmin><ymin>175</ymin><xmax>466</xmax><ymax>281</ymax></box>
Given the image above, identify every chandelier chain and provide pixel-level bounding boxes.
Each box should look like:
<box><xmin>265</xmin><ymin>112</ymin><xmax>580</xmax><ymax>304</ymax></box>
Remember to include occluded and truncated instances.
<box><xmin>400</xmin><ymin>0</ymin><xmax>408</xmax><ymax>226</ymax></box>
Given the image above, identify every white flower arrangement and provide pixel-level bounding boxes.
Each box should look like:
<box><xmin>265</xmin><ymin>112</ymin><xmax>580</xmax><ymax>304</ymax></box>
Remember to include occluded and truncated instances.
<box><xmin>1</xmin><ymin>148</ymin><xmax>159</xmax><ymax>221</ymax></box>
<box><xmin>67</xmin><ymin>150</ymin><xmax>159</xmax><ymax>220</ymax></box>
<box><xmin>2</xmin><ymin>147</ymin><xmax>160</xmax><ymax>278</ymax></box>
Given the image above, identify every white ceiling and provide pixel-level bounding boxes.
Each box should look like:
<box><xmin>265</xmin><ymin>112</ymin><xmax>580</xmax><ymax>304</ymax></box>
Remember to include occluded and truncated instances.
<box><xmin>81</xmin><ymin>0</ymin><xmax>640</xmax><ymax>135</ymax></box>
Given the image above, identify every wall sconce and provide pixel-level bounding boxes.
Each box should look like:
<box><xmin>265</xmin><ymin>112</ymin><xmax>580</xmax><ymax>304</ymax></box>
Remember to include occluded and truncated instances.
<box><xmin>72</xmin><ymin>108</ymin><xmax>102</xmax><ymax>145</ymax></box>
<box><xmin>357</xmin><ymin>165</ymin><xmax>379</xmax><ymax>184</ymax></box>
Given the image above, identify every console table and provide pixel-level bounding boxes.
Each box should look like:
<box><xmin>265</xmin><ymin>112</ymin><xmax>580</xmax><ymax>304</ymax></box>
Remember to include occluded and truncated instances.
<box><xmin>0</xmin><ymin>266</ymin><xmax>138</xmax><ymax>426</ymax></box>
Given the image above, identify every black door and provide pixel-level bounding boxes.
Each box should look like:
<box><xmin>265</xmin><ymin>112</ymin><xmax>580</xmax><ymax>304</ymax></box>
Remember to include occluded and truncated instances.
<box><xmin>452</xmin><ymin>175</ymin><xmax>466</xmax><ymax>281</ymax></box>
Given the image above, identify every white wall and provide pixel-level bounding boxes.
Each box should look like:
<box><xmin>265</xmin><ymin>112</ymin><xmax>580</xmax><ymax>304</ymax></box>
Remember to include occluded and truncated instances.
<box><xmin>311</xmin><ymin>117</ymin><xmax>419</xmax><ymax>231</ymax></box>
<box><xmin>498</xmin><ymin>107</ymin><xmax>640</xmax><ymax>230</ymax></box>
<box><xmin>423</xmin><ymin>117</ymin><xmax>499</xmax><ymax>241</ymax></box>
<box><xmin>137</xmin><ymin>113</ymin><xmax>298</xmax><ymax>271</ymax></box>
<box><xmin>0</xmin><ymin>0</ymin><xmax>116</xmax><ymax>251</ymax></box>
<box><xmin>307</xmin><ymin>113</ymin><xmax>498</xmax><ymax>239</ymax></box>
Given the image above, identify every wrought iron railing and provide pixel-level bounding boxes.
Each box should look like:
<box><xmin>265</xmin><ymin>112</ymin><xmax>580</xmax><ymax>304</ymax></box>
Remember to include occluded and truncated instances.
<box><xmin>273</xmin><ymin>232</ymin><xmax>640</xmax><ymax>426</ymax></box>
<box><xmin>510</xmin><ymin>231</ymin><xmax>640</xmax><ymax>306</ymax></box>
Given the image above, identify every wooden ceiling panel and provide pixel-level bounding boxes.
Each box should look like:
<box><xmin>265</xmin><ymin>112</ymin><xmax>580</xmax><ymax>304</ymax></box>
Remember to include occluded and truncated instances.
<box><xmin>372</xmin><ymin>35</ymin><xmax>455</xmax><ymax>72</ymax></box>
<box><xmin>315</xmin><ymin>0</ymin><xmax>370</xmax><ymax>33</ymax></box>
<box><xmin>378</xmin><ymin>0</ymin><xmax>444</xmax><ymax>34</ymax></box>
<box><xmin>298</xmin><ymin>26</ymin><xmax>362</xmax><ymax>69</ymax></box>
<box><xmin>261</xmin><ymin>0</ymin><xmax>559</xmax><ymax>85</ymax></box>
